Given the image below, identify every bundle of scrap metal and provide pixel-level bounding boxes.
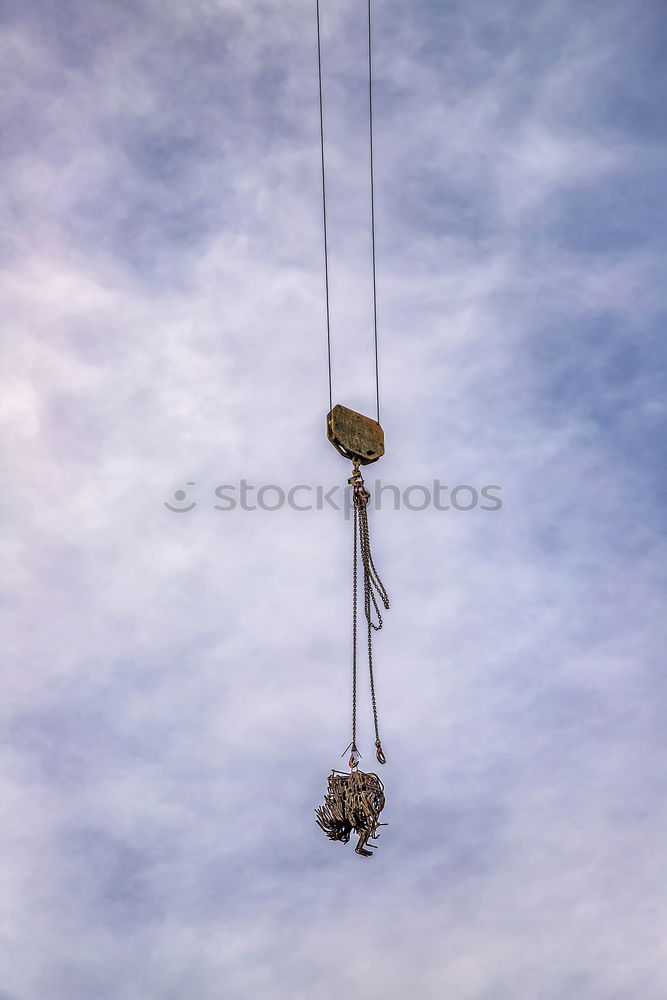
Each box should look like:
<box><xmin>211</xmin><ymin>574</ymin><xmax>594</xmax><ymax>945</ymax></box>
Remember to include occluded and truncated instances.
<box><xmin>315</xmin><ymin>769</ymin><xmax>386</xmax><ymax>857</ymax></box>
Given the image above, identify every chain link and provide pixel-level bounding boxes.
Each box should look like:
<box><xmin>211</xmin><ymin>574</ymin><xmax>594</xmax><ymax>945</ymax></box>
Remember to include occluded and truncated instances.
<box><xmin>349</xmin><ymin>503</ymin><xmax>359</xmax><ymax>768</ymax></box>
<box><xmin>347</xmin><ymin>462</ymin><xmax>390</xmax><ymax>766</ymax></box>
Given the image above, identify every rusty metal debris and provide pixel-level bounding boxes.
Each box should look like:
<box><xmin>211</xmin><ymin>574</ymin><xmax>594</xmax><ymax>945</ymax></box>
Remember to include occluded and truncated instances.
<box><xmin>315</xmin><ymin>768</ymin><xmax>386</xmax><ymax>857</ymax></box>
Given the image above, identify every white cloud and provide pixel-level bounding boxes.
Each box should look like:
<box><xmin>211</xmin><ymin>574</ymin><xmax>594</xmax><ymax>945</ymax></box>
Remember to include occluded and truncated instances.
<box><xmin>2</xmin><ymin>0</ymin><xmax>666</xmax><ymax>996</ymax></box>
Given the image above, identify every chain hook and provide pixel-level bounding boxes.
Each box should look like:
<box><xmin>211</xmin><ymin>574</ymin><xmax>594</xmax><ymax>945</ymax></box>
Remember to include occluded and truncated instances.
<box><xmin>342</xmin><ymin>742</ymin><xmax>361</xmax><ymax>769</ymax></box>
<box><xmin>349</xmin><ymin>460</ymin><xmax>371</xmax><ymax>507</ymax></box>
<box><xmin>348</xmin><ymin>457</ymin><xmax>362</xmax><ymax>485</ymax></box>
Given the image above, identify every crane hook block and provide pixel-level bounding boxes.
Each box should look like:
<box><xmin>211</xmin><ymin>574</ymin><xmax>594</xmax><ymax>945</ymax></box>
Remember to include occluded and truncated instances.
<box><xmin>327</xmin><ymin>404</ymin><xmax>385</xmax><ymax>466</ymax></box>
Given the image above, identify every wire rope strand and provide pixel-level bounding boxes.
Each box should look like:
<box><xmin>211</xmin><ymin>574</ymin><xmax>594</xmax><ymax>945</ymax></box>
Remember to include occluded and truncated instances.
<box><xmin>316</xmin><ymin>0</ymin><xmax>333</xmax><ymax>414</ymax></box>
<box><xmin>367</xmin><ymin>0</ymin><xmax>380</xmax><ymax>424</ymax></box>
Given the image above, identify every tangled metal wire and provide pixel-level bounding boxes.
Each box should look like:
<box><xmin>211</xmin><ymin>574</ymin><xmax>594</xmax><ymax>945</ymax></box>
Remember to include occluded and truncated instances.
<box><xmin>315</xmin><ymin>768</ymin><xmax>386</xmax><ymax>857</ymax></box>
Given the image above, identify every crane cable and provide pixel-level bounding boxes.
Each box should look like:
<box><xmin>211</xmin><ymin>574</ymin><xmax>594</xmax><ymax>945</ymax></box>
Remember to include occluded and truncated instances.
<box><xmin>316</xmin><ymin>0</ymin><xmax>381</xmax><ymax>424</ymax></box>
<box><xmin>315</xmin><ymin>0</ymin><xmax>333</xmax><ymax>415</ymax></box>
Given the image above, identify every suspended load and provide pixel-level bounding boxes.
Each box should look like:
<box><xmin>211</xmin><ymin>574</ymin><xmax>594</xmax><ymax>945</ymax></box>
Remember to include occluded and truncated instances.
<box><xmin>314</xmin><ymin>0</ymin><xmax>392</xmax><ymax>857</ymax></box>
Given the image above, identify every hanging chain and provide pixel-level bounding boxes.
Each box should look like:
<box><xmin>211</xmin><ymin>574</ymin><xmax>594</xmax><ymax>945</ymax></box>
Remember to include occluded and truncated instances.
<box><xmin>345</xmin><ymin>460</ymin><xmax>389</xmax><ymax>767</ymax></box>
<box><xmin>348</xmin><ymin>501</ymin><xmax>360</xmax><ymax>768</ymax></box>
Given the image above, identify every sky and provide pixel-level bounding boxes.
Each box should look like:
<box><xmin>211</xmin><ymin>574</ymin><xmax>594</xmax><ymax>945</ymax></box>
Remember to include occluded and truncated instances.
<box><xmin>2</xmin><ymin>0</ymin><xmax>667</xmax><ymax>996</ymax></box>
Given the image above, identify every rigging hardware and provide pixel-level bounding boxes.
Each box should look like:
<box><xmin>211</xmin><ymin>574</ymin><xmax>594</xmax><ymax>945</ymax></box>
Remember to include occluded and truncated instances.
<box><xmin>314</xmin><ymin>0</ymin><xmax>391</xmax><ymax>858</ymax></box>
<box><xmin>327</xmin><ymin>404</ymin><xmax>384</xmax><ymax>466</ymax></box>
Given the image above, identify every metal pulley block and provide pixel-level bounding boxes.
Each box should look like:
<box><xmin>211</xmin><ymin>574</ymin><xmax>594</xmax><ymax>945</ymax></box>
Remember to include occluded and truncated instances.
<box><xmin>327</xmin><ymin>404</ymin><xmax>384</xmax><ymax>466</ymax></box>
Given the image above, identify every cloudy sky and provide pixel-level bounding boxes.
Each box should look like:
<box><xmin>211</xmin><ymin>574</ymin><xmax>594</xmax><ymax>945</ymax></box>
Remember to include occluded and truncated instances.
<box><xmin>3</xmin><ymin>0</ymin><xmax>667</xmax><ymax>996</ymax></box>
